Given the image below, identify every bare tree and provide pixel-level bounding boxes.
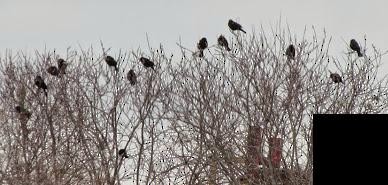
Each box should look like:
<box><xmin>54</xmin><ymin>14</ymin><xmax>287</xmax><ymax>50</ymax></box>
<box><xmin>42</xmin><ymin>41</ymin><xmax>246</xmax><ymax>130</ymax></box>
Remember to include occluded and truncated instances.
<box><xmin>1</xmin><ymin>24</ymin><xmax>387</xmax><ymax>185</ymax></box>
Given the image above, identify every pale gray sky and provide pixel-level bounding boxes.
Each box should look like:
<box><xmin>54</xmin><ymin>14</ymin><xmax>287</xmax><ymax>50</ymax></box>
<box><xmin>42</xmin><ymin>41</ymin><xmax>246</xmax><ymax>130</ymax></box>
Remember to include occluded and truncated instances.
<box><xmin>1</xmin><ymin>0</ymin><xmax>387</xmax><ymax>59</ymax></box>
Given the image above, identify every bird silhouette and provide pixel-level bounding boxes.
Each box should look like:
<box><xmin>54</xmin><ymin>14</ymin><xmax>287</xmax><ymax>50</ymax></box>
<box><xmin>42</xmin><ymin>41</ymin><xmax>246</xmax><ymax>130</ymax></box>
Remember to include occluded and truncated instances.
<box><xmin>105</xmin><ymin>55</ymin><xmax>119</xmax><ymax>71</ymax></box>
<box><xmin>350</xmin><ymin>39</ymin><xmax>363</xmax><ymax>57</ymax></box>
<box><xmin>330</xmin><ymin>73</ymin><xmax>343</xmax><ymax>84</ymax></box>
<box><xmin>218</xmin><ymin>35</ymin><xmax>231</xmax><ymax>51</ymax></box>
<box><xmin>34</xmin><ymin>75</ymin><xmax>48</xmax><ymax>96</ymax></box>
<box><xmin>140</xmin><ymin>57</ymin><xmax>155</xmax><ymax>70</ymax></box>
<box><xmin>47</xmin><ymin>66</ymin><xmax>59</xmax><ymax>76</ymax></box>
<box><xmin>228</xmin><ymin>19</ymin><xmax>246</xmax><ymax>33</ymax></box>
<box><xmin>197</xmin><ymin>37</ymin><xmax>208</xmax><ymax>57</ymax></box>
<box><xmin>15</xmin><ymin>105</ymin><xmax>22</xmax><ymax>113</ymax></box>
<box><xmin>57</xmin><ymin>58</ymin><xmax>67</xmax><ymax>75</ymax></box>
<box><xmin>127</xmin><ymin>69</ymin><xmax>137</xmax><ymax>85</ymax></box>
<box><xmin>286</xmin><ymin>44</ymin><xmax>296</xmax><ymax>60</ymax></box>
<box><xmin>118</xmin><ymin>149</ymin><xmax>129</xmax><ymax>158</ymax></box>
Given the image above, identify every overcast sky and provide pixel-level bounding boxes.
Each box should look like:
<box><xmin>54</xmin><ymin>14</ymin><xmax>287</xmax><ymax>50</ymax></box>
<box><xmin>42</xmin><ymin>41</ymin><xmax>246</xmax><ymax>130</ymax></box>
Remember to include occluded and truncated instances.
<box><xmin>1</xmin><ymin>0</ymin><xmax>387</xmax><ymax>59</ymax></box>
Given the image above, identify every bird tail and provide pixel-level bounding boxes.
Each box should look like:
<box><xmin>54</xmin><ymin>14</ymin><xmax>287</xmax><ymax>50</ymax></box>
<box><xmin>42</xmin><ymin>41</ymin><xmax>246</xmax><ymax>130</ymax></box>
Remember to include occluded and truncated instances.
<box><xmin>241</xmin><ymin>29</ymin><xmax>247</xmax><ymax>34</ymax></box>
<box><xmin>226</xmin><ymin>46</ymin><xmax>231</xmax><ymax>51</ymax></box>
<box><xmin>44</xmin><ymin>90</ymin><xmax>48</xmax><ymax>97</ymax></box>
<box><xmin>357</xmin><ymin>51</ymin><xmax>363</xmax><ymax>57</ymax></box>
<box><xmin>115</xmin><ymin>66</ymin><xmax>119</xmax><ymax>71</ymax></box>
<box><xmin>199</xmin><ymin>50</ymin><xmax>204</xmax><ymax>57</ymax></box>
<box><xmin>60</xmin><ymin>68</ymin><xmax>66</xmax><ymax>75</ymax></box>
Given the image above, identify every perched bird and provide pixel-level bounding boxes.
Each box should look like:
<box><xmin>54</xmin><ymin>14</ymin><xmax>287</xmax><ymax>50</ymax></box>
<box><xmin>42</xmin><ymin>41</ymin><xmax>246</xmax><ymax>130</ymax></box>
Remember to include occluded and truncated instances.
<box><xmin>15</xmin><ymin>105</ymin><xmax>32</xmax><ymax>119</ymax></box>
<box><xmin>118</xmin><ymin>149</ymin><xmax>129</xmax><ymax>158</ymax></box>
<box><xmin>34</xmin><ymin>75</ymin><xmax>48</xmax><ymax>96</ymax></box>
<box><xmin>350</xmin><ymin>39</ymin><xmax>363</xmax><ymax>57</ymax></box>
<box><xmin>57</xmin><ymin>58</ymin><xmax>67</xmax><ymax>75</ymax></box>
<box><xmin>140</xmin><ymin>57</ymin><xmax>155</xmax><ymax>70</ymax></box>
<box><xmin>330</xmin><ymin>73</ymin><xmax>343</xmax><ymax>84</ymax></box>
<box><xmin>197</xmin><ymin>37</ymin><xmax>208</xmax><ymax>57</ymax></box>
<box><xmin>15</xmin><ymin>105</ymin><xmax>22</xmax><ymax>113</ymax></box>
<box><xmin>228</xmin><ymin>19</ymin><xmax>246</xmax><ymax>33</ymax></box>
<box><xmin>105</xmin><ymin>55</ymin><xmax>118</xmax><ymax>71</ymax></box>
<box><xmin>47</xmin><ymin>66</ymin><xmax>59</xmax><ymax>76</ymax></box>
<box><xmin>217</xmin><ymin>35</ymin><xmax>231</xmax><ymax>51</ymax></box>
<box><xmin>286</xmin><ymin>44</ymin><xmax>296</xmax><ymax>60</ymax></box>
<box><xmin>127</xmin><ymin>69</ymin><xmax>137</xmax><ymax>85</ymax></box>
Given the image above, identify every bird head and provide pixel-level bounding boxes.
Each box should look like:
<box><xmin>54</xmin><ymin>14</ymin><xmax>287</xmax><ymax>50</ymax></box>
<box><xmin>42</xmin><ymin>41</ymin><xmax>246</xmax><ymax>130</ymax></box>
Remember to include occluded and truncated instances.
<box><xmin>139</xmin><ymin>57</ymin><xmax>146</xmax><ymax>64</ymax></box>
<box><xmin>57</xmin><ymin>58</ymin><xmax>65</xmax><ymax>65</ymax></box>
<box><xmin>15</xmin><ymin>106</ymin><xmax>22</xmax><ymax>113</ymax></box>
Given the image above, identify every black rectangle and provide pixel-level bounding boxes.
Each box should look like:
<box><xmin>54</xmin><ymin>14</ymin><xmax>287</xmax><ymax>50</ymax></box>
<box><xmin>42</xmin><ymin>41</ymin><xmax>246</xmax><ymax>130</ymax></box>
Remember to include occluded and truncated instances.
<box><xmin>313</xmin><ymin>114</ymin><xmax>388</xmax><ymax>185</ymax></box>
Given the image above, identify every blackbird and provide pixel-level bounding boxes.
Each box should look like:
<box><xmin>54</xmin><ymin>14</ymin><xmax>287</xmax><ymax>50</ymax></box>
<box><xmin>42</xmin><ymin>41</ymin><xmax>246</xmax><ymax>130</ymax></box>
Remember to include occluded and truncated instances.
<box><xmin>228</xmin><ymin>19</ymin><xmax>246</xmax><ymax>33</ymax></box>
<box><xmin>350</xmin><ymin>39</ymin><xmax>362</xmax><ymax>57</ymax></box>
<box><xmin>330</xmin><ymin>73</ymin><xmax>343</xmax><ymax>84</ymax></box>
<box><xmin>197</xmin><ymin>37</ymin><xmax>208</xmax><ymax>57</ymax></box>
<box><xmin>140</xmin><ymin>57</ymin><xmax>155</xmax><ymax>70</ymax></box>
<box><xmin>118</xmin><ymin>149</ymin><xmax>129</xmax><ymax>158</ymax></box>
<box><xmin>286</xmin><ymin>44</ymin><xmax>296</xmax><ymax>60</ymax></box>
<box><xmin>34</xmin><ymin>75</ymin><xmax>48</xmax><ymax>96</ymax></box>
<box><xmin>105</xmin><ymin>55</ymin><xmax>119</xmax><ymax>71</ymax></box>
<box><xmin>47</xmin><ymin>66</ymin><xmax>59</xmax><ymax>76</ymax></box>
<box><xmin>127</xmin><ymin>69</ymin><xmax>137</xmax><ymax>85</ymax></box>
<box><xmin>218</xmin><ymin>35</ymin><xmax>231</xmax><ymax>51</ymax></box>
<box><xmin>57</xmin><ymin>58</ymin><xmax>67</xmax><ymax>75</ymax></box>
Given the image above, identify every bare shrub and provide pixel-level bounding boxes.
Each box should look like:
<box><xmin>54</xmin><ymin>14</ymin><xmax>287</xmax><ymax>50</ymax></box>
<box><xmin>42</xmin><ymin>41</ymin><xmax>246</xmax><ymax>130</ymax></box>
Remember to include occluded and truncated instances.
<box><xmin>1</xmin><ymin>24</ymin><xmax>387</xmax><ymax>185</ymax></box>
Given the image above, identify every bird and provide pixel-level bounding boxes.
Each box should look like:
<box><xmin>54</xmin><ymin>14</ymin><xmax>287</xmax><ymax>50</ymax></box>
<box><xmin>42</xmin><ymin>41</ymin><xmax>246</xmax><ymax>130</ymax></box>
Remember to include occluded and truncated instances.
<box><xmin>350</xmin><ymin>39</ymin><xmax>363</xmax><ymax>57</ymax></box>
<box><xmin>118</xmin><ymin>149</ymin><xmax>129</xmax><ymax>158</ymax></box>
<box><xmin>330</xmin><ymin>73</ymin><xmax>343</xmax><ymax>84</ymax></box>
<box><xmin>197</xmin><ymin>37</ymin><xmax>208</xmax><ymax>57</ymax></box>
<box><xmin>286</xmin><ymin>44</ymin><xmax>296</xmax><ymax>60</ymax></box>
<box><xmin>217</xmin><ymin>35</ymin><xmax>231</xmax><ymax>51</ymax></box>
<box><xmin>57</xmin><ymin>58</ymin><xmax>67</xmax><ymax>75</ymax></box>
<box><xmin>15</xmin><ymin>105</ymin><xmax>22</xmax><ymax>113</ymax></box>
<box><xmin>34</xmin><ymin>75</ymin><xmax>48</xmax><ymax>96</ymax></box>
<box><xmin>228</xmin><ymin>19</ymin><xmax>246</xmax><ymax>33</ymax></box>
<box><xmin>140</xmin><ymin>57</ymin><xmax>155</xmax><ymax>70</ymax></box>
<box><xmin>105</xmin><ymin>55</ymin><xmax>119</xmax><ymax>71</ymax></box>
<box><xmin>47</xmin><ymin>66</ymin><xmax>59</xmax><ymax>76</ymax></box>
<box><xmin>127</xmin><ymin>69</ymin><xmax>137</xmax><ymax>85</ymax></box>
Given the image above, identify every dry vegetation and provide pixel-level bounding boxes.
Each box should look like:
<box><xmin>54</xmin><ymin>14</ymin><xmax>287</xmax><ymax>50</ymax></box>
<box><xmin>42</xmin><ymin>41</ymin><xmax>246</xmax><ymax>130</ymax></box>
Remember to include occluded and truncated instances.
<box><xmin>1</xmin><ymin>24</ymin><xmax>387</xmax><ymax>185</ymax></box>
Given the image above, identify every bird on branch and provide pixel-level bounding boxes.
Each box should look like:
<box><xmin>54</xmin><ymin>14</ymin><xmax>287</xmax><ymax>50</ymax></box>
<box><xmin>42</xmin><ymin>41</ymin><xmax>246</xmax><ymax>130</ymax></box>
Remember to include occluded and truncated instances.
<box><xmin>218</xmin><ymin>35</ymin><xmax>231</xmax><ymax>51</ymax></box>
<box><xmin>350</xmin><ymin>39</ymin><xmax>363</xmax><ymax>57</ymax></box>
<box><xmin>228</xmin><ymin>19</ymin><xmax>246</xmax><ymax>34</ymax></box>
